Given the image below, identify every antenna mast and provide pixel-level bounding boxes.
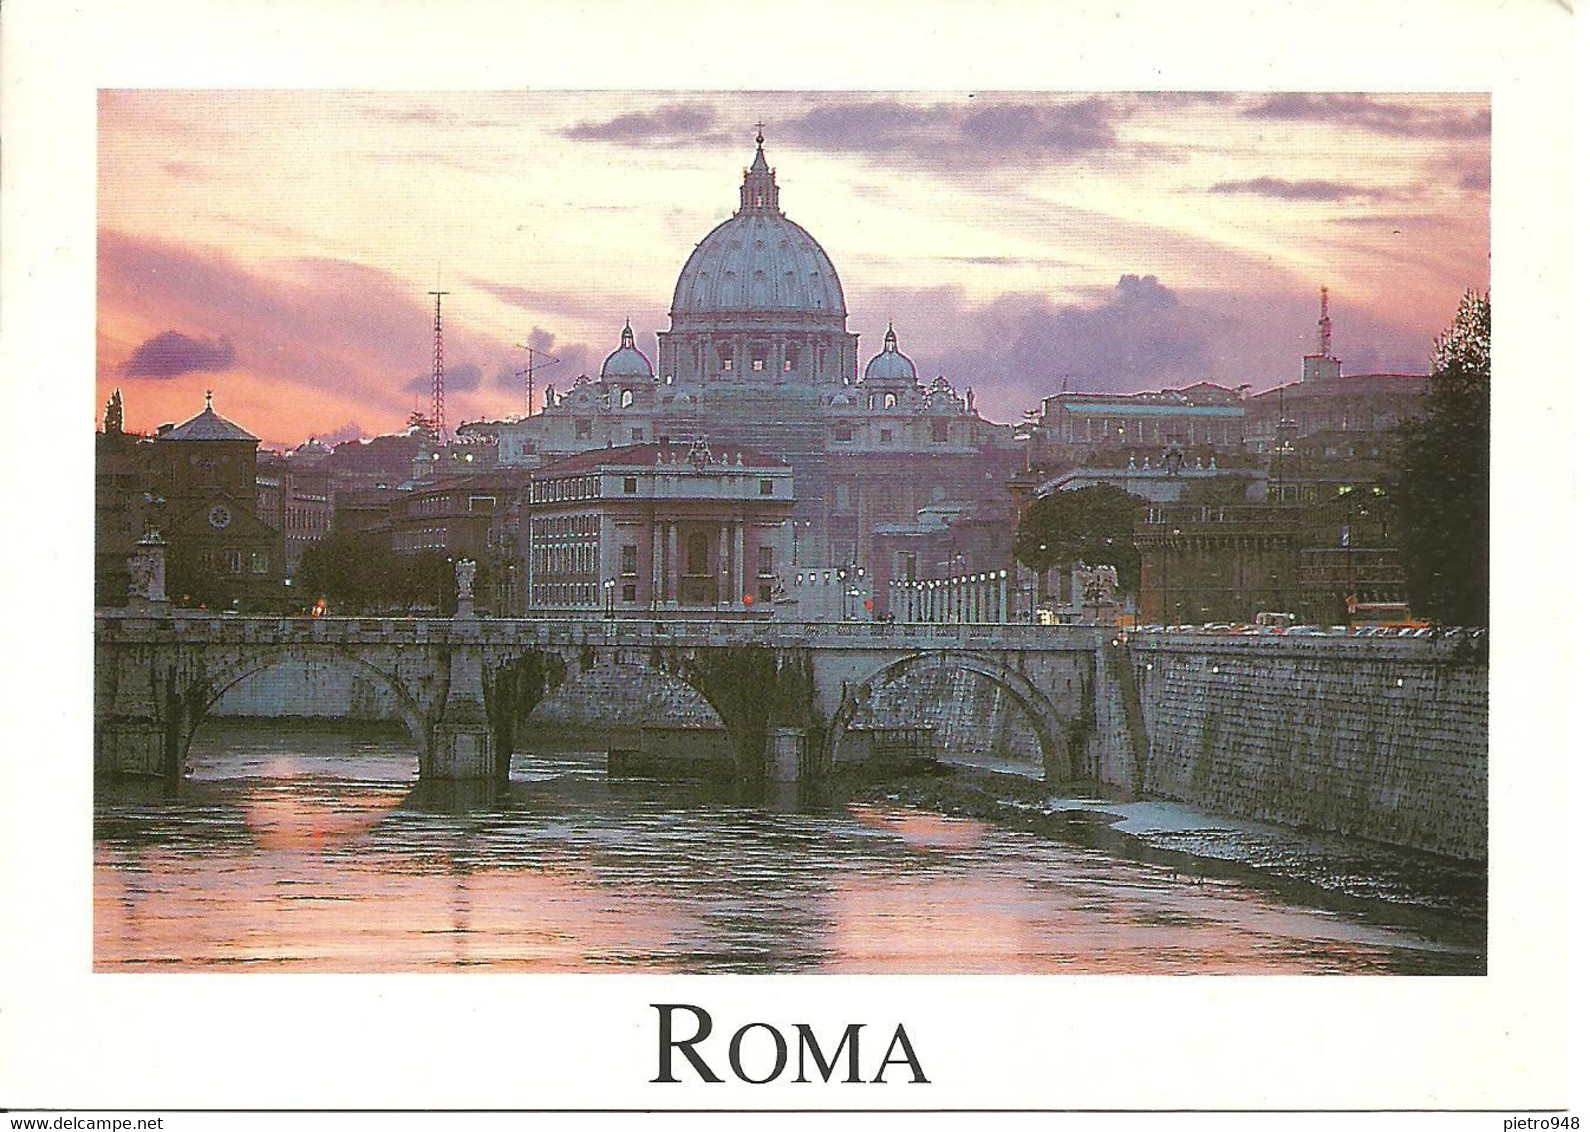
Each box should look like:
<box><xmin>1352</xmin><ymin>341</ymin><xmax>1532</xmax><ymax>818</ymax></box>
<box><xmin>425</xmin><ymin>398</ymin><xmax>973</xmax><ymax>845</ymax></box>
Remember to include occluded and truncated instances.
<box><xmin>1318</xmin><ymin>286</ymin><xmax>1332</xmax><ymax>358</ymax></box>
<box><xmin>428</xmin><ymin>288</ymin><xmax>450</xmax><ymax>441</ymax></box>
<box><xmin>515</xmin><ymin>336</ymin><xmax>561</xmax><ymax>418</ymax></box>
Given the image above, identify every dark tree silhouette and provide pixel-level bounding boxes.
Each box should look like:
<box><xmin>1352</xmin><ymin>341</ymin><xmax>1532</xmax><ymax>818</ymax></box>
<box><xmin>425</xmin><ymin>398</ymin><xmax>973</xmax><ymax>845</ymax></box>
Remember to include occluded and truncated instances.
<box><xmin>1014</xmin><ymin>484</ymin><xmax>1145</xmax><ymax>594</ymax></box>
<box><xmin>1391</xmin><ymin>290</ymin><xmax>1489</xmax><ymax>626</ymax></box>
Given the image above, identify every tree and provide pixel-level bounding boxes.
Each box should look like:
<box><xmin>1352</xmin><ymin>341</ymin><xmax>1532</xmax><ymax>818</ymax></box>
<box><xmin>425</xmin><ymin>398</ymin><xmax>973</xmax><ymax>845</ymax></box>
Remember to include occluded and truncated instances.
<box><xmin>1390</xmin><ymin>290</ymin><xmax>1489</xmax><ymax>626</ymax></box>
<box><xmin>1014</xmin><ymin>484</ymin><xmax>1145</xmax><ymax>594</ymax></box>
<box><xmin>296</xmin><ymin>533</ymin><xmax>459</xmax><ymax>615</ymax></box>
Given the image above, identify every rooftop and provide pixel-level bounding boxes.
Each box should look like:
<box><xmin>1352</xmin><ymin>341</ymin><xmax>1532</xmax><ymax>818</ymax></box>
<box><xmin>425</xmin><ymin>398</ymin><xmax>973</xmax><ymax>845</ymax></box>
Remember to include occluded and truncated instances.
<box><xmin>535</xmin><ymin>439</ymin><xmax>788</xmax><ymax>476</ymax></box>
<box><xmin>158</xmin><ymin>393</ymin><xmax>258</xmax><ymax>443</ymax></box>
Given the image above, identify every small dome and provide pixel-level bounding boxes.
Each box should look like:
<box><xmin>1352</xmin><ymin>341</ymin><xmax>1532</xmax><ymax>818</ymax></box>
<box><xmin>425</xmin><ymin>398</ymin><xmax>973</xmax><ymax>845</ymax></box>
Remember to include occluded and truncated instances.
<box><xmin>600</xmin><ymin>321</ymin><xmax>654</xmax><ymax>379</ymax></box>
<box><xmin>862</xmin><ymin>325</ymin><xmax>917</xmax><ymax>385</ymax></box>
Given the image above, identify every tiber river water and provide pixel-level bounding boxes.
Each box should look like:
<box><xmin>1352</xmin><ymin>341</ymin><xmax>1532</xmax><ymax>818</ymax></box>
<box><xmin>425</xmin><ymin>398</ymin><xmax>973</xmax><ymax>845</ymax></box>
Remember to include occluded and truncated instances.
<box><xmin>94</xmin><ymin>721</ymin><xmax>1485</xmax><ymax>974</ymax></box>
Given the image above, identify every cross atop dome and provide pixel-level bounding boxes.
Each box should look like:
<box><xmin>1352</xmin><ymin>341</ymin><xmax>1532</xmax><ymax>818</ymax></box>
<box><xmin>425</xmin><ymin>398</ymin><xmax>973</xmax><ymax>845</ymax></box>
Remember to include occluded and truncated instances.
<box><xmin>883</xmin><ymin>323</ymin><xmax>898</xmax><ymax>352</ymax></box>
<box><xmin>740</xmin><ymin>126</ymin><xmax>779</xmax><ymax>214</ymax></box>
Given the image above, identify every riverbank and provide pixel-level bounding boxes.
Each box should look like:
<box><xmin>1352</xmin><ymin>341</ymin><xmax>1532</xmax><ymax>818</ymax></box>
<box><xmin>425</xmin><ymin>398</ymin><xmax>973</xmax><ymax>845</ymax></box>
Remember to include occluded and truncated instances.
<box><xmin>848</xmin><ymin>763</ymin><xmax>1486</xmax><ymax>958</ymax></box>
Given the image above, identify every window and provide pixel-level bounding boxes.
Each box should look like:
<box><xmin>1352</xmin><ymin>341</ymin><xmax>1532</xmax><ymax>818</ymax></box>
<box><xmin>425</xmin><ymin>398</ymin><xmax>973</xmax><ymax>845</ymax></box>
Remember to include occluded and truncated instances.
<box><xmin>932</xmin><ymin>420</ymin><xmax>949</xmax><ymax>443</ymax></box>
<box><xmin>757</xmin><ymin>583</ymin><xmax>773</xmax><ymax>603</ymax></box>
<box><xmin>751</xmin><ymin>357</ymin><xmax>765</xmax><ymax>372</ymax></box>
<box><xmin>623</xmin><ymin>476</ymin><xmax>637</xmax><ymax>494</ymax></box>
<box><xmin>251</xmin><ymin>552</ymin><xmax>268</xmax><ymax>574</ymax></box>
<box><xmin>621</xmin><ymin>544</ymin><xmax>638</xmax><ymax>576</ymax></box>
<box><xmin>757</xmin><ymin>545</ymin><xmax>774</xmax><ymax>576</ymax></box>
<box><xmin>622</xmin><ymin>583</ymin><xmax>636</xmax><ymax>602</ymax></box>
<box><xmin>833</xmin><ymin>425</ymin><xmax>852</xmax><ymax>443</ymax></box>
<box><xmin>632</xmin><ymin>428</ymin><xmax>644</xmax><ymax>442</ymax></box>
<box><xmin>883</xmin><ymin>392</ymin><xmax>897</xmax><ymax>409</ymax></box>
<box><xmin>759</xmin><ymin>478</ymin><xmax>774</xmax><ymax>495</ymax></box>
<box><xmin>686</xmin><ymin>532</ymin><xmax>709</xmax><ymax>575</ymax></box>
<box><xmin>226</xmin><ymin>550</ymin><xmax>242</xmax><ymax>574</ymax></box>
<box><xmin>620</xmin><ymin>390</ymin><xmax>634</xmax><ymax>408</ymax></box>
<box><xmin>575</xmin><ymin>419</ymin><xmax>592</xmax><ymax>439</ymax></box>
<box><xmin>880</xmin><ymin>429</ymin><xmax>893</xmax><ymax>444</ymax></box>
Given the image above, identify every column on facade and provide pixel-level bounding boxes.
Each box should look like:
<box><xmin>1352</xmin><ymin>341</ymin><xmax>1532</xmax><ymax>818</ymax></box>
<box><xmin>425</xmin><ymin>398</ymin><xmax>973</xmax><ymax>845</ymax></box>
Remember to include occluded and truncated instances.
<box><xmin>666</xmin><ymin>522</ymin><xmax>679</xmax><ymax>606</ymax></box>
<box><xmin>651</xmin><ymin>519</ymin><xmax>663</xmax><ymax>609</ymax></box>
<box><xmin>733</xmin><ymin>521</ymin><xmax>746</xmax><ymax>606</ymax></box>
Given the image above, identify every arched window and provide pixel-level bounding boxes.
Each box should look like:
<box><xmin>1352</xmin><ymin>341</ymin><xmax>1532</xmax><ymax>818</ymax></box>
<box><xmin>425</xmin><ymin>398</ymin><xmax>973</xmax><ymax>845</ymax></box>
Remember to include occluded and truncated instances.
<box><xmin>620</xmin><ymin>390</ymin><xmax>634</xmax><ymax>408</ymax></box>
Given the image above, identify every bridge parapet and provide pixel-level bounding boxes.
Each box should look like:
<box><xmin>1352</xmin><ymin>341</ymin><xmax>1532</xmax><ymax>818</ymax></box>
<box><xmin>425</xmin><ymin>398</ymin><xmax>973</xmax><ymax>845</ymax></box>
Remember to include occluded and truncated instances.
<box><xmin>1126</xmin><ymin>631</ymin><xmax>1483</xmax><ymax>662</ymax></box>
<box><xmin>95</xmin><ymin>611</ymin><xmax>1114</xmax><ymax>654</ymax></box>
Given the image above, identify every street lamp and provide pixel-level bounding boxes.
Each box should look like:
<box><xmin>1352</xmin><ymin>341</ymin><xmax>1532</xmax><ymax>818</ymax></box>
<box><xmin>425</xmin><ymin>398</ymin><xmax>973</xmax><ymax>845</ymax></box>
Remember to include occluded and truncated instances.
<box><xmin>603</xmin><ymin>576</ymin><xmax>615</xmax><ymax>619</ymax></box>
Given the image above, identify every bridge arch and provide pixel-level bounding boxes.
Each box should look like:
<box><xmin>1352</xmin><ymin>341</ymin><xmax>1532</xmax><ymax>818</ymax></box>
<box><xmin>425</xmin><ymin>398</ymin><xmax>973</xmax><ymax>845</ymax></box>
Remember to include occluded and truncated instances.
<box><xmin>826</xmin><ymin>650</ymin><xmax>1073</xmax><ymax>777</ymax></box>
<box><xmin>495</xmin><ymin>647</ymin><xmax>740</xmax><ymax>777</ymax></box>
<box><xmin>184</xmin><ymin>645</ymin><xmax>431</xmax><ymax>769</ymax></box>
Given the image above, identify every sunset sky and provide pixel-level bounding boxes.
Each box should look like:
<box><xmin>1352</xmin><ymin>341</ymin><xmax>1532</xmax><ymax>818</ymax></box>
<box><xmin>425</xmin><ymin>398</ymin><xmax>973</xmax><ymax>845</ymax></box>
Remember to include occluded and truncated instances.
<box><xmin>97</xmin><ymin>91</ymin><xmax>1490</xmax><ymax>447</ymax></box>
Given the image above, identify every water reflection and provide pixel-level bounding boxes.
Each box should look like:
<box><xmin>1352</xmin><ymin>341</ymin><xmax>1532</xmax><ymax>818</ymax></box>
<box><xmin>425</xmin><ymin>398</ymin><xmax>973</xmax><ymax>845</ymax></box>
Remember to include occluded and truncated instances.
<box><xmin>93</xmin><ymin>722</ymin><xmax>1483</xmax><ymax>974</ymax></box>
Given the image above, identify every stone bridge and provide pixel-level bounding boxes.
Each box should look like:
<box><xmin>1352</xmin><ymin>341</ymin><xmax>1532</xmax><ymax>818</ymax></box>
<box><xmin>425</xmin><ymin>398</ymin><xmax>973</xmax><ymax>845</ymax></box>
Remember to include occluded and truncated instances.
<box><xmin>94</xmin><ymin>612</ymin><xmax>1124</xmax><ymax>785</ymax></box>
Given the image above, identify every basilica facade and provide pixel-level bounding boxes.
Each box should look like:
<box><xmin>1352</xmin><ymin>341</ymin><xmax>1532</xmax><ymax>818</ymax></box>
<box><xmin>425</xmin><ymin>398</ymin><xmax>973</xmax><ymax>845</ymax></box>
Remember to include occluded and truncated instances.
<box><xmin>488</xmin><ymin>133</ymin><xmax>1022</xmax><ymax>601</ymax></box>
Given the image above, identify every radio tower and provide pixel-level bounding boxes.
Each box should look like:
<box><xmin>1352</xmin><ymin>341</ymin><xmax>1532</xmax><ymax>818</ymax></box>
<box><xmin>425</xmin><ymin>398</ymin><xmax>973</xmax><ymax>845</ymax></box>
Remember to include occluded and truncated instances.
<box><xmin>515</xmin><ymin>335</ymin><xmax>560</xmax><ymax>419</ymax></box>
<box><xmin>428</xmin><ymin>288</ymin><xmax>450</xmax><ymax>441</ymax></box>
<box><xmin>1317</xmin><ymin>285</ymin><xmax>1333</xmax><ymax>358</ymax></box>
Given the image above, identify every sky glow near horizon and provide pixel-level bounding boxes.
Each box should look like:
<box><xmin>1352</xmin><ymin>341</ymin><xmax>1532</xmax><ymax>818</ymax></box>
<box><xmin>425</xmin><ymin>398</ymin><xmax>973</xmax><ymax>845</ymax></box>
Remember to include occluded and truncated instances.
<box><xmin>96</xmin><ymin>90</ymin><xmax>1490</xmax><ymax>447</ymax></box>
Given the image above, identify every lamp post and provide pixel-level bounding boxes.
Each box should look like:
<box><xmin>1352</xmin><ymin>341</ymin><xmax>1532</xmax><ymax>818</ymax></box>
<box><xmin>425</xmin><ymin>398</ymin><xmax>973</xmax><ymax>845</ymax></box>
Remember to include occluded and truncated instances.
<box><xmin>603</xmin><ymin>576</ymin><xmax>615</xmax><ymax>619</ymax></box>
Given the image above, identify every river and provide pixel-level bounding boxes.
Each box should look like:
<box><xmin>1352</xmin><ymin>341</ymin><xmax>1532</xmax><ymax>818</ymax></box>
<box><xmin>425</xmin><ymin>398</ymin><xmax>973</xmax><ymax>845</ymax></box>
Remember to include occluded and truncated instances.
<box><xmin>93</xmin><ymin>721</ymin><xmax>1484</xmax><ymax>974</ymax></box>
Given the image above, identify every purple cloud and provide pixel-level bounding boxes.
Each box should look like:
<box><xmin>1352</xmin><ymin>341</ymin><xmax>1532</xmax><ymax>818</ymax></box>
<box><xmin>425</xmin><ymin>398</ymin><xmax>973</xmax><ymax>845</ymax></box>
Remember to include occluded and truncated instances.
<box><xmin>124</xmin><ymin>330</ymin><xmax>236</xmax><ymax>378</ymax></box>
<box><xmin>404</xmin><ymin>361</ymin><xmax>484</xmax><ymax>396</ymax></box>
<box><xmin>1241</xmin><ymin>94</ymin><xmax>1490</xmax><ymax>139</ymax></box>
<box><xmin>779</xmin><ymin>96</ymin><xmax>1122</xmax><ymax>167</ymax></box>
<box><xmin>855</xmin><ymin>275</ymin><xmax>1436</xmax><ymax>424</ymax></box>
<box><xmin>561</xmin><ymin>103</ymin><xmax>731</xmax><ymax>146</ymax></box>
<box><xmin>1209</xmin><ymin>177</ymin><xmax>1394</xmax><ymax>202</ymax></box>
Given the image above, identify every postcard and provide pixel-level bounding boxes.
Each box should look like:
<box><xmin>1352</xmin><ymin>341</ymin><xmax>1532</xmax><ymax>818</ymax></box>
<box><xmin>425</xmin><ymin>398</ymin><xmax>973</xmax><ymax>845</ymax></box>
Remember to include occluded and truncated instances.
<box><xmin>0</xmin><ymin>0</ymin><xmax>1577</xmax><ymax>1120</ymax></box>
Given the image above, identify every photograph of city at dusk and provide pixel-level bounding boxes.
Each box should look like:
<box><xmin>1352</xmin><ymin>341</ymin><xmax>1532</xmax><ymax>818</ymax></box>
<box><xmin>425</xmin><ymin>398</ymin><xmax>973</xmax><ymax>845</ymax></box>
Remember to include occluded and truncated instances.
<box><xmin>92</xmin><ymin>90</ymin><xmax>1491</xmax><ymax>977</ymax></box>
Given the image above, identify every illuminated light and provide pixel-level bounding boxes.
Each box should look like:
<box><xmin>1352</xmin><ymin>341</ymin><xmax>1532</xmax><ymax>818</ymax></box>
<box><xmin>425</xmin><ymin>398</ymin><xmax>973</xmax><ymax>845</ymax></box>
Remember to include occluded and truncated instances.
<box><xmin>1211</xmin><ymin>666</ymin><xmax>1220</xmax><ymax>674</ymax></box>
<box><xmin>743</xmin><ymin>593</ymin><xmax>754</xmax><ymax>606</ymax></box>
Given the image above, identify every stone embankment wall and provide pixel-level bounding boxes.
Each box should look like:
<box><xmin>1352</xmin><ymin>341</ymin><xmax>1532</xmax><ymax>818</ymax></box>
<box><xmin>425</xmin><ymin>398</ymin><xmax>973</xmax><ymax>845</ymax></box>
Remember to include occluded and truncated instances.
<box><xmin>1124</xmin><ymin>635</ymin><xmax>1487</xmax><ymax>860</ymax></box>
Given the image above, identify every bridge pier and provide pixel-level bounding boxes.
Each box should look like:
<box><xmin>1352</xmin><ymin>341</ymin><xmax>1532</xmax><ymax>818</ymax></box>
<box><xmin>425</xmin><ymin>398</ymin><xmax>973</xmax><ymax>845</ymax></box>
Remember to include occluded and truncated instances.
<box><xmin>425</xmin><ymin>646</ymin><xmax>499</xmax><ymax>781</ymax></box>
<box><xmin>96</xmin><ymin>719</ymin><xmax>174</xmax><ymax>779</ymax></box>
